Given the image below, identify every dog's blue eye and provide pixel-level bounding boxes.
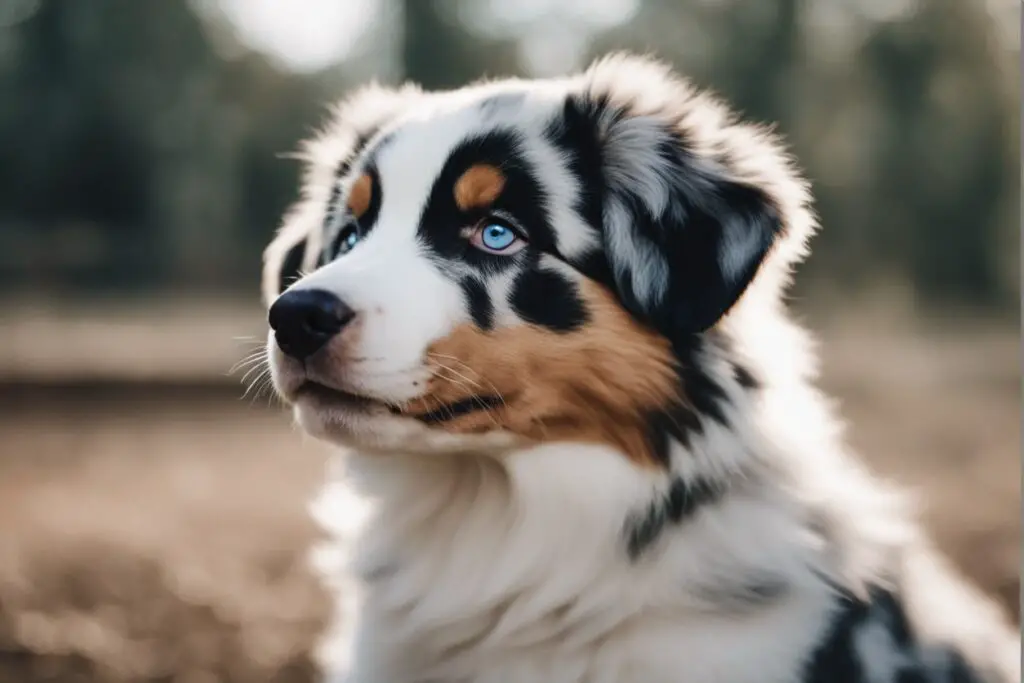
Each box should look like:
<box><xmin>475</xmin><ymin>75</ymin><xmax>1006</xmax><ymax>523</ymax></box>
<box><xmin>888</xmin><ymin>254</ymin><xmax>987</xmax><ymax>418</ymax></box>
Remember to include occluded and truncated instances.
<box><xmin>481</xmin><ymin>224</ymin><xmax>515</xmax><ymax>250</ymax></box>
<box><xmin>468</xmin><ymin>218</ymin><xmax>526</xmax><ymax>255</ymax></box>
<box><xmin>337</xmin><ymin>225</ymin><xmax>361</xmax><ymax>255</ymax></box>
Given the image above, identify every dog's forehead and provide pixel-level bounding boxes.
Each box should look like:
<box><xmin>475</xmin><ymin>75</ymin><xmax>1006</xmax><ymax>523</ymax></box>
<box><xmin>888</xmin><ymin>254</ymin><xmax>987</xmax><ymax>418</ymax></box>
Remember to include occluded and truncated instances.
<box><xmin>369</xmin><ymin>117</ymin><xmax>476</xmax><ymax>221</ymax></box>
<box><xmin>369</xmin><ymin>86</ymin><xmax>561</xmax><ymax>190</ymax></box>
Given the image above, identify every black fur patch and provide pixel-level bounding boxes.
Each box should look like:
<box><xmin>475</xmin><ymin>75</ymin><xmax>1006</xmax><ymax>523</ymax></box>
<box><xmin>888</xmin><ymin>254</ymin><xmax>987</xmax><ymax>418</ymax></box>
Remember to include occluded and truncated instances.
<box><xmin>677</xmin><ymin>340</ymin><xmax>730</xmax><ymax>428</ymax></box>
<box><xmin>544</xmin><ymin>96</ymin><xmax>605</xmax><ymax>233</ymax></box>
<box><xmin>625</xmin><ymin>476</ymin><xmax>725</xmax><ymax>559</ymax></box>
<box><xmin>460</xmin><ymin>277</ymin><xmax>494</xmax><ymax>331</ymax></box>
<box><xmin>277</xmin><ymin>238</ymin><xmax>306</xmax><ymax>294</ymax></box>
<box><xmin>805</xmin><ymin>590</ymin><xmax>866</xmax><ymax>682</ymax></box>
<box><xmin>661</xmin><ymin>180</ymin><xmax>782</xmax><ymax>336</ymax></box>
<box><xmin>509</xmin><ymin>269</ymin><xmax>588</xmax><ymax>333</ymax></box>
<box><xmin>569</xmin><ymin>248</ymin><xmax>617</xmax><ymax>292</ymax></box>
<box><xmin>316</xmin><ymin>242</ymin><xmax>330</xmax><ymax>268</ymax></box>
<box><xmin>645</xmin><ymin>401</ymin><xmax>702</xmax><ymax>463</ymax></box>
<box><xmin>734</xmin><ymin>363</ymin><xmax>760</xmax><ymax>391</ymax></box>
<box><xmin>417</xmin><ymin>130</ymin><xmax>557</xmax><ymax>277</ymax></box>
<box><xmin>804</xmin><ymin>587</ymin><xmax>988</xmax><ymax>683</ymax></box>
<box><xmin>944</xmin><ymin>651</ymin><xmax>982</xmax><ymax>683</ymax></box>
<box><xmin>643</xmin><ymin>336</ymin><xmax>731</xmax><ymax>464</ymax></box>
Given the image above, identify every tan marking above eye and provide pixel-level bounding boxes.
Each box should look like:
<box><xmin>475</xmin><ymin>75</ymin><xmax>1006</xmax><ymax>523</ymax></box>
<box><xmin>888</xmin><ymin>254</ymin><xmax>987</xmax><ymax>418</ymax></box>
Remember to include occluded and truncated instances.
<box><xmin>454</xmin><ymin>164</ymin><xmax>506</xmax><ymax>212</ymax></box>
<box><xmin>347</xmin><ymin>174</ymin><xmax>373</xmax><ymax>220</ymax></box>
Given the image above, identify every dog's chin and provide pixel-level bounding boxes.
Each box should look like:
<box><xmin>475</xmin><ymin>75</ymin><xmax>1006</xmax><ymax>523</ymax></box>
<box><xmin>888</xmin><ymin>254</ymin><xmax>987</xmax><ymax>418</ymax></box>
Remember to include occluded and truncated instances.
<box><xmin>289</xmin><ymin>382</ymin><xmax>524</xmax><ymax>456</ymax></box>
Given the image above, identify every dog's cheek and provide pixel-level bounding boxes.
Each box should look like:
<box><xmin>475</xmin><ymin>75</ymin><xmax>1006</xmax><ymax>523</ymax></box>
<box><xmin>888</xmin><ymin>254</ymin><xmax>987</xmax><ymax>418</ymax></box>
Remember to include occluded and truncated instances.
<box><xmin>413</xmin><ymin>279</ymin><xmax>683</xmax><ymax>466</ymax></box>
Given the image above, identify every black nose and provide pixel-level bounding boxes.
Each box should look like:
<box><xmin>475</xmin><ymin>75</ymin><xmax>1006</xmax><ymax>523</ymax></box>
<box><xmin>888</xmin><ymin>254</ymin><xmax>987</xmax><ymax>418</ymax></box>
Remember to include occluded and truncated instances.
<box><xmin>268</xmin><ymin>289</ymin><xmax>355</xmax><ymax>360</ymax></box>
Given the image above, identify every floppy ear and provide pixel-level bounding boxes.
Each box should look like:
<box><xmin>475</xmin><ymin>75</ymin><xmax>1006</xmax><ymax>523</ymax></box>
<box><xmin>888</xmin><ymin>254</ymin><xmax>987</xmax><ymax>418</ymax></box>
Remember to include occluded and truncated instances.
<box><xmin>572</xmin><ymin>56</ymin><xmax>786</xmax><ymax>341</ymax></box>
<box><xmin>261</xmin><ymin>82</ymin><xmax>425</xmax><ymax>307</ymax></box>
<box><xmin>602</xmin><ymin>153</ymin><xmax>783</xmax><ymax>339</ymax></box>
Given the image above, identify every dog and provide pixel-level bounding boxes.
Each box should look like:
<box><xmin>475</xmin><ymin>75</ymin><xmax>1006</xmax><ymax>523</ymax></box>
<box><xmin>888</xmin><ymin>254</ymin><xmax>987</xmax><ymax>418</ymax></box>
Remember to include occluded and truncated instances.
<box><xmin>259</xmin><ymin>54</ymin><xmax>1020</xmax><ymax>683</ymax></box>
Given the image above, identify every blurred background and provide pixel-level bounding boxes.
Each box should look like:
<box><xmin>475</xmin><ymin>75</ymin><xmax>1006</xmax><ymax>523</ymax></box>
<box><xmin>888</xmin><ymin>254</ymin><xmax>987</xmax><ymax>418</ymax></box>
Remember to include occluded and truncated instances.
<box><xmin>0</xmin><ymin>0</ymin><xmax>1018</xmax><ymax>681</ymax></box>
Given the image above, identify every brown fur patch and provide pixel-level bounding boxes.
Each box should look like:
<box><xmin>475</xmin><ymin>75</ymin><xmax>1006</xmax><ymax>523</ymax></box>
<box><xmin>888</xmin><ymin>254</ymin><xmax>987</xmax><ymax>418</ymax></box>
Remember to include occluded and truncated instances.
<box><xmin>347</xmin><ymin>174</ymin><xmax>372</xmax><ymax>219</ymax></box>
<box><xmin>405</xmin><ymin>280</ymin><xmax>680</xmax><ymax>467</ymax></box>
<box><xmin>454</xmin><ymin>164</ymin><xmax>506</xmax><ymax>212</ymax></box>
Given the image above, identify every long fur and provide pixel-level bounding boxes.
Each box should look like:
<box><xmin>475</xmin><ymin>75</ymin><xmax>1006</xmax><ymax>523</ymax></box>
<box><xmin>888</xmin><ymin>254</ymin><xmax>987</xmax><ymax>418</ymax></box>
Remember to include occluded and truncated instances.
<box><xmin>260</xmin><ymin>54</ymin><xmax>1020</xmax><ymax>683</ymax></box>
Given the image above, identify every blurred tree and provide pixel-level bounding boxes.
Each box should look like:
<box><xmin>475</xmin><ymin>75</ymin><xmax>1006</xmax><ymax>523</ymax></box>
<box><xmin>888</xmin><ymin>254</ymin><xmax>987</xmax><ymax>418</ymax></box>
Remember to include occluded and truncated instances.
<box><xmin>398</xmin><ymin>0</ymin><xmax>517</xmax><ymax>88</ymax></box>
<box><xmin>860</xmin><ymin>0</ymin><xmax>1019</xmax><ymax>307</ymax></box>
<box><xmin>0</xmin><ymin>0</ymin><xmax>329</xmax><ymax>294</ymax></box>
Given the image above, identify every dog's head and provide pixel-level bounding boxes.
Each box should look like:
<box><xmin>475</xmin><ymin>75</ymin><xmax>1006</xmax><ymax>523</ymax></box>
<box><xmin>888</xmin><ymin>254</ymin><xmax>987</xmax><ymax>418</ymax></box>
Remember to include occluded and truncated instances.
<box><xmin>261</xmin><ymin>54</ymin><xmax>814</xmax><ymax>461</ymax></box>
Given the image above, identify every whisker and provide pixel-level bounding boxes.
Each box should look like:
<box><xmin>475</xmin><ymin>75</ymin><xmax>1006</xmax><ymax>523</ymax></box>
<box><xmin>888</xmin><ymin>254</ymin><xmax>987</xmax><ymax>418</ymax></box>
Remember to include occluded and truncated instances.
<box><xmin>432</xmin><ymin>362</ymin><xmax>486</xmax><ymax>393</ymax></box>
<box><xmin>239</xmin><ymin>364</ymin><xmax>269</xmax><ymax>388</ymax></box>
<box><xmin>241</xmin><ymin>367</ymin><xmax>271</xmax><ymax>401</ymax></box>
<box><xmin>243</xmin><ymin>366</ymin><xmax>269</xmax><ymax>391</ymax></box>
<box><xmin>229</xmin><ymin>353</ymin><xmax>268</xmax><ymax>376</ymax></box>
<box><xmin>257</xmin><ymin>378</ymin><xmax>281</xmax><ymax>406</ymax></box>
<box><xmin>232</xmin><ymin>335</ymin><xmax>265</xmax><ymax>345</ymax></box>
<box><xmin>253</xmin><ymin>375</ymin><xmax>281</xmax><ymax>406</ymax></box>
<box><xmin>234</xmin><ymin>354</ymin><xmax>267</xmax><ymax>370</ymax></box>
<box><xmin>231</xmin><ymin>346</ymin><xmax>267</xmax><ymax>361</ymax></box>
<box><xmin>426</xmin><ymin>353</ymin><xmax>510</xmax><ymax>413</ymax></box>
<box><xmin>429</xmin><ymin>364</ymin><xmax>502</xmax><ymax>427</ymax></box>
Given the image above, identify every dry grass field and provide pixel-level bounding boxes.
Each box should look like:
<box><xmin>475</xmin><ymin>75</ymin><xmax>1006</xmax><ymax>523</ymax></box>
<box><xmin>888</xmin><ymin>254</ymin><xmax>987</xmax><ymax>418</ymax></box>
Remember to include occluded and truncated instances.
<box><xmin>0</xmin><ymin>299</ymin><xmax>1017</xmax><ymax>682</ymax></box>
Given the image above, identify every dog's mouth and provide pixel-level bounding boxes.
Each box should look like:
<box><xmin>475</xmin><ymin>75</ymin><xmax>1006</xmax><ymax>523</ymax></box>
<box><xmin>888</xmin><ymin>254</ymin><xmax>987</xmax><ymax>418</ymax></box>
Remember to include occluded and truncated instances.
<box><xmin>295</xmin><ymin>381</ymin><xmax>390</xmax><ymax>412</ymax></box>
<box><xmin>411</xmin><ymin>394</ymin><xmax>505</xmax><ymax>425</ymax></box>
<box><xmin>295</xmin><ymin>381</ymin><xmax>504</xmax><ymax>425</ymax></box>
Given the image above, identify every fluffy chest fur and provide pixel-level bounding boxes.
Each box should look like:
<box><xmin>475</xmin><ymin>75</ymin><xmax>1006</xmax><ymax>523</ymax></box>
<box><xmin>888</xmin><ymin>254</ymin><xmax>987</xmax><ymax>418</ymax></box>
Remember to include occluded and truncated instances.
<box><xmin>322</xmin><ymin>448</ymin><xmax>837</xmax><ymax>683</ymax></box>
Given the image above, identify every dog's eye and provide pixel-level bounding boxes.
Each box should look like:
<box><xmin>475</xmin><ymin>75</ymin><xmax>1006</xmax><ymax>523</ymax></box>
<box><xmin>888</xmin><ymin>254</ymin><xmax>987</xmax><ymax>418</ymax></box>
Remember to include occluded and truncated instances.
<box><xmin>336</xmin><ymin>225</ymin><xmax>361</xmax><ymax>256</ymax></box>
<box><xmin>470</xmin><ymin>220</ymin><xmax>526</xmax><ymax>255</ymax></box>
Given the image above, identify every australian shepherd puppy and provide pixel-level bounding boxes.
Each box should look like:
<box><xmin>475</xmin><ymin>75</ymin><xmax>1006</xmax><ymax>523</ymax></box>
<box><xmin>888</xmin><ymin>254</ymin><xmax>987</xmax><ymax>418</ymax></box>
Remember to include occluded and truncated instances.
<box><xmin>259</xmin><ymin>54</ymin><xmax>1019</xmax><ymax>683</ymax></box>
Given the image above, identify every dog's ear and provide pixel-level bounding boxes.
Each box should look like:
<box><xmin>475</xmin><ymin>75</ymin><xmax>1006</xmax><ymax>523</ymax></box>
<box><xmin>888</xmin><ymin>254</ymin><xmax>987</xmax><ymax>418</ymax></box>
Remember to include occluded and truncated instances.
<box><xmin>602</xmin><ymin>155</ymin><xmax>783</xmax><ymax>339</ymax></box>
<box><xmin>261</xmin><ymin>82</ymin><xmax>425</xmax><ymax>307</ymax></box>
<box><xmin>570</xmin><ymin>55</ymin><xmax>787</xmax><ymax>341</ymax></box>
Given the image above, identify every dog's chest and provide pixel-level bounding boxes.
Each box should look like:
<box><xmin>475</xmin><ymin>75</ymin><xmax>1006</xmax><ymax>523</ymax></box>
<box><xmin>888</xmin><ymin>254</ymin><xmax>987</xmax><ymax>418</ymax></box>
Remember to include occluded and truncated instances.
<box><xmin>324</xmin><ymin>447</ymin><xmax>836</xmax><ymax>683</ymax></box>
<box><xmin>344</xmin><ymin>569</ymin><xmax>834</xmax><ymax>683</ymax></box>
